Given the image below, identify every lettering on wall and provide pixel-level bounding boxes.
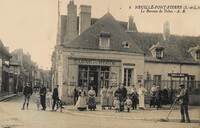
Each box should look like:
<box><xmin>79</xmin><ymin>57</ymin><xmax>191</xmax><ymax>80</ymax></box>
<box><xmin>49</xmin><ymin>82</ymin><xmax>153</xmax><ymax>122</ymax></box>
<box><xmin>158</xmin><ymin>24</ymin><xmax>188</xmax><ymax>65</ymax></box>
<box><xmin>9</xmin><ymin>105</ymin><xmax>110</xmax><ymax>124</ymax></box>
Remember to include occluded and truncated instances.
<box><xmin>69</xmin><ymin>58</ymin><xmax>121</xmax><ymax>66</ymax></box>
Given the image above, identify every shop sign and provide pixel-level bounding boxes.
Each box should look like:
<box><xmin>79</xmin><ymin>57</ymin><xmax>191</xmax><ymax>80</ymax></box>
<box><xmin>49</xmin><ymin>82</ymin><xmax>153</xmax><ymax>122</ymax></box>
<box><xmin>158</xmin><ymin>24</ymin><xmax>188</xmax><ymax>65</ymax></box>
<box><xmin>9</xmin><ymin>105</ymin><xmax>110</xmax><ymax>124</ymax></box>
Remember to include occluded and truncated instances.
<box><xmin>168</xmin><ymin>73</ymin><xmax>188</xmax><ymax>78</ymax></box>
<box><xmin>70</xmin><ymin>58</ymin><xmax>120</xmax><ymax>66</ymax></box>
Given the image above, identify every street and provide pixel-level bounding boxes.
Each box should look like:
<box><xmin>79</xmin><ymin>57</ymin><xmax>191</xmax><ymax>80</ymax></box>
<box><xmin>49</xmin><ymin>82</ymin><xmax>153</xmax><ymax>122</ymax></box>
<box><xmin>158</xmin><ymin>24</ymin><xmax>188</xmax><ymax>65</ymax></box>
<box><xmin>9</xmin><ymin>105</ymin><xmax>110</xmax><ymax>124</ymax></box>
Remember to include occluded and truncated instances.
<box><xmin>0</xmin><ymin>95</ymin><xmax>199</xmax><ymax>128</ymax></box>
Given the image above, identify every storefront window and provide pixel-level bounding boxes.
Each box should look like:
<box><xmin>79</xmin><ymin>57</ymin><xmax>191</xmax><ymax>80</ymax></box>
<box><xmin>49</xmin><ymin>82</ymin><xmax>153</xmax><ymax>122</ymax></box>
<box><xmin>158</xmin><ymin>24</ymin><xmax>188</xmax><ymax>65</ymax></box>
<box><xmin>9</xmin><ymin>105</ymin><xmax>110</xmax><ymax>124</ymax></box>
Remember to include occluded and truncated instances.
<box><xmin>78</xmin><ymin>65</ymin><xmax>110</xmax><ymax>94</ymax></box>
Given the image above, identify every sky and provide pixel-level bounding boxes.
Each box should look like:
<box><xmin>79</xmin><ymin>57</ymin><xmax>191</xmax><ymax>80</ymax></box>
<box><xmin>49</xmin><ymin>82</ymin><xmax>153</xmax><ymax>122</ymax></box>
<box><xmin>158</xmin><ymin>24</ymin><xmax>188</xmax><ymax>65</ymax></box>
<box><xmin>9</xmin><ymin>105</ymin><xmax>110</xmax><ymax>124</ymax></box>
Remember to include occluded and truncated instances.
<box><xmin>0</xmin><ymin>0</ymin><xmax>200</xmax><ymax>69</ymax></box>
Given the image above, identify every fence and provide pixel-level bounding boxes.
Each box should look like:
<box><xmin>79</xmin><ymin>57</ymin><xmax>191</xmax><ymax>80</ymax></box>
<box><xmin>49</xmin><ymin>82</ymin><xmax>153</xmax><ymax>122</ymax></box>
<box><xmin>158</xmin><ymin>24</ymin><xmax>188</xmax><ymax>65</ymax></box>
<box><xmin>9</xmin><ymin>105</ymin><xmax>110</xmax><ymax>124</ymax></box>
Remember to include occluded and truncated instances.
<box><xmin>144</xmin><ymin>80</ymin><xmax>200</xmax><ymax>105</ymax></box>
<box><xmin>144</xmin><ymin>80</ymin><xmax>200</xmax><ymax>92</ymax></box>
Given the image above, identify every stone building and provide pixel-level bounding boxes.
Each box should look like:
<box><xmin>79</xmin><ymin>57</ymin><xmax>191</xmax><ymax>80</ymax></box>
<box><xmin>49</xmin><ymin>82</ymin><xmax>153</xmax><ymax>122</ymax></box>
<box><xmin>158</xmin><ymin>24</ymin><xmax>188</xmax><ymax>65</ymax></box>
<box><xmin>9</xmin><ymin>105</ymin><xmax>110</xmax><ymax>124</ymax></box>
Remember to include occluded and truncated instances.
<box><xmin>0</xmin><ymin>40</ymin><xmax>12</xmax><ymax>96</ymax></box>
<box><xmin>52</xmin><ymin>1</ymin><xmax>200</xmax><ymax>102</ymax></box>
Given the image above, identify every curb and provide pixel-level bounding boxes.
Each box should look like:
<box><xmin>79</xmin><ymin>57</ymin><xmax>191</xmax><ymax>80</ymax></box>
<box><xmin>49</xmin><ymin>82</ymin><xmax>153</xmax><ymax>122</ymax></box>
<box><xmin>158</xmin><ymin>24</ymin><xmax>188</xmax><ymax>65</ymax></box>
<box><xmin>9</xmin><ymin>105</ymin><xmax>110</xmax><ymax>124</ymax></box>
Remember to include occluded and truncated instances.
<box><xmin>0</xmin><ymin>94</ymin><xmax>18</xmax><ymax>102</ymax></box>
<box><xmin>63</xmin><ymin>108</ymin><xmax>200</xmax><ymax>123</ymax></box>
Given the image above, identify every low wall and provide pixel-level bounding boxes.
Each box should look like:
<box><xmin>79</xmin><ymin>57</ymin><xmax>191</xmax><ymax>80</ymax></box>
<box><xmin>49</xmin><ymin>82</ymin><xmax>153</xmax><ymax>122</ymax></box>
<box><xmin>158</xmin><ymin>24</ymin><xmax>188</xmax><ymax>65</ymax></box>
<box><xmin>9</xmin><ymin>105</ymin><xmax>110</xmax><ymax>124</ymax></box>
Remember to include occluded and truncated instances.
<box><xmin>189</xmin><ymin>95</ymin><xmax>200</xmax><ymax>106</ymax></box>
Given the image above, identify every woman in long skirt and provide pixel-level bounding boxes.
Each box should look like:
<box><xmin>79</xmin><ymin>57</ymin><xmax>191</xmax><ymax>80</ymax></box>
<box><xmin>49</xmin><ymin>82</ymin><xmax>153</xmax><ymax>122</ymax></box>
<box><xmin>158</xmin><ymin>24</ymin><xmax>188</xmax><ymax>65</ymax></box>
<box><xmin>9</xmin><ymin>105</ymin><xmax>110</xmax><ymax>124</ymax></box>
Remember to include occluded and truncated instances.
<box><xmin>100</xmin><ymin>86</ymin><xmax>108</xmax><ymax>110</ymax></box>
<box><xmin>87</xmin><ymin>87</ymin><xmax>96</xmax><ymax>111</ymax></box>
<box><xmin>76</xmin><ymin>87</ymin><xmax>87</xmax><ymax>111</ymax></box>
<box><xmin>137</xmin><ymin>84</ymin><xmax>147</xmax><ymax>109</ymax></box>
<box><xmin>107</xmin><ymin>86</ymin><xmax>114</xmax><ymax>109</ymax></box>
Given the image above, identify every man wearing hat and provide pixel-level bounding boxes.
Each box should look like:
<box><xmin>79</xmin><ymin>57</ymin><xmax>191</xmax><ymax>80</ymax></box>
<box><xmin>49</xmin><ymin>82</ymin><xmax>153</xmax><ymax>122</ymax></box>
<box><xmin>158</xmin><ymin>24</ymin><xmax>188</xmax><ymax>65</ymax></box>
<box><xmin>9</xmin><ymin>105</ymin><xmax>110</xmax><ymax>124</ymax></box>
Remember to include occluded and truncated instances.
<box><xmin>177</xmin><ymin>83</ymin><xmax>190</xmax><ymax>123</ymax></box>
<box><xmin>22</xmin><ymin>82</ymin><xmax>33</xmax><ymax>110</ymax></box>
<box><xmin>52</xmin><ymin>85</ymin><xmax>63</xmax><ymax>111</ymax></box>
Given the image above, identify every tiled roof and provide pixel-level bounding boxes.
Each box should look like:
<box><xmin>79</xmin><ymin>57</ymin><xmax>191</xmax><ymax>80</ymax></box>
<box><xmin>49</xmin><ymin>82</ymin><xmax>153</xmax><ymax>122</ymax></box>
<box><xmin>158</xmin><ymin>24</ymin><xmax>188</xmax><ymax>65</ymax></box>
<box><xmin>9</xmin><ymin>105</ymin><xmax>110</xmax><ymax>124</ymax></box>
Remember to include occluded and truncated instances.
<box><xmin>64</xmin><ymin>13</ymin><xmax>143</xmax><ymax>54</ymax></box>
<box><xmin>129</xmin><ymin>32</ymin><xmax>200</xmax><ymax>64</ymax></box>
<box><xmin>58</xmin><ymin>15</ymin><xmax>137</xmax><ymax>45</ymax></box>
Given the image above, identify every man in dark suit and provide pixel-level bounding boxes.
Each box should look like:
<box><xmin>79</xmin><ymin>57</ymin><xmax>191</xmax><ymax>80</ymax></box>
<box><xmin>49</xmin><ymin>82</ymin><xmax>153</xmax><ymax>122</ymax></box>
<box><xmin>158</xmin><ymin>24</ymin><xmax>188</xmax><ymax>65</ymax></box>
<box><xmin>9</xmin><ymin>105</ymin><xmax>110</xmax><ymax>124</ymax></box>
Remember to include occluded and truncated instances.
<box><xmin>40</xmin><ymin>84</ymin><xmax>47</xmax><ymax>110</ymax></box>
<box><xmin>177</xmin><ymin>83</ymin><xmax>190</xmax><ymax>123</ymax></box>
<box><xmin>22</xmin><ymin>82</ymin><xmax>33</xmax><ymax>110</ymax></box>
<box><xmin>52</xmin><ymin>85</ymin><xmax>63</xmax><ymax>111</ymax></box>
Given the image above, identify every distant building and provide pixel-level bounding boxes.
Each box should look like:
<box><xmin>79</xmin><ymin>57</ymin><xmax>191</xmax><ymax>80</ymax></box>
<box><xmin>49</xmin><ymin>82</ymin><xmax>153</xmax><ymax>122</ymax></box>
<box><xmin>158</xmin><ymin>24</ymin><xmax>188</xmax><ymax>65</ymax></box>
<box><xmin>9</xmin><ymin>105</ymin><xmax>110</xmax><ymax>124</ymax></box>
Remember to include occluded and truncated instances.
<box><xmin>52</xmin><ymin>0</ymin><xmax>200</xmax><ymax>102</ymax></box>
<box><xmin>0</xmin><ymin>40</ymin><xmax>12</xmax><ymax>95</ymax></box>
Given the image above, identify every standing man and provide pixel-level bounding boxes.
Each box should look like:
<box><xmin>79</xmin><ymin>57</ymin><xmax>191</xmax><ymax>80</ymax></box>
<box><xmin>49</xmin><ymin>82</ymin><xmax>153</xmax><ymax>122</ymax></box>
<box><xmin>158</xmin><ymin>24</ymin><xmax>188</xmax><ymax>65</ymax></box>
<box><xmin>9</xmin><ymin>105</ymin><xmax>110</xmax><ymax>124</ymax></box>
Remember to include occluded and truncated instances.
<box><xmin>177</xmin><ymin>83</ymin><xmax>190</xmax><ymax>123</ymax></box>
<box><xmin>40</xmin><ymin>84</ymin><xmax>47</xmax><ymax>110</ymax></box>
<box><xmin>52</xmin><ymin>85</ymin><xmax>63</xmax><ymax>111</ymax></box>
<box><xmin>73</xmin><ymin>86</ymin><xmax>78</xmax><ymax>106</ymax></box>
<box><xmin>22</xmin><ymin>82</ymin><xmax>33</xmax><ymax>110</ymax></box>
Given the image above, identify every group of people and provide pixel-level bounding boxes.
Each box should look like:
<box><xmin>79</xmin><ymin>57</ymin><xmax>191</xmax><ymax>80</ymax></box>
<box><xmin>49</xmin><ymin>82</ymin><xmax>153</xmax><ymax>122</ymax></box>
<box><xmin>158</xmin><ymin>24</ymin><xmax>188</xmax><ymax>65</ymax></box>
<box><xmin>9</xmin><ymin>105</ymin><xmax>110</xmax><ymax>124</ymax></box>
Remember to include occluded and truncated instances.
<box><xmin>22</xmin><ymin>83</ymin><xmax>63</xmax><ymax>112</ymax></box>
<box><xmin>22</xmin><ymin>82</ymin><xmax>191</xmax><ymax>123</ymax></box>
<box><xmin>149</xmin><ymin>83</ymin><xmax>169</xmax><ymax>110</ymax></box>
<box><xmin>73</xmin><ymin>83</ymin><xmax>148</xmax><ymax>112</ymax></box>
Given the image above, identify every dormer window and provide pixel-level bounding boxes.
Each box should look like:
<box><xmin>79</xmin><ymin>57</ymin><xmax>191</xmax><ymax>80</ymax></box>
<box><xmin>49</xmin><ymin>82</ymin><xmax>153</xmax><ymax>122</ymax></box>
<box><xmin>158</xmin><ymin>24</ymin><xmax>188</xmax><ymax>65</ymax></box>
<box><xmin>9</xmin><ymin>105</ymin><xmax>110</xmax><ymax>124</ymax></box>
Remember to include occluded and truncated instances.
<box><xmin>149</xmin><ymin>42</ymin><xmax>165</xmax><ymax>59</ymax></box>
<box><xmin>122</xmin><ymin>41</ymin><xmax>129</xmax><ymax>49</ymax></box>
<box><xmin>188</xmin><ymin>45</ymin><xmax>200</xmax><ymax>61</ymax></box>
<box><xmin>156</xmin><ymin>49</ymin><xmax>162</xmax><ymax>59</ymax></box>
<box><xmin>98</xmin><ymin>31</ymin><xmax>111</xmax><ymax>49</ymax></box>
<box><xmin>196</xmin><ymin>51</ymin><xmax>200</xmax><ymax>59</ymax></box>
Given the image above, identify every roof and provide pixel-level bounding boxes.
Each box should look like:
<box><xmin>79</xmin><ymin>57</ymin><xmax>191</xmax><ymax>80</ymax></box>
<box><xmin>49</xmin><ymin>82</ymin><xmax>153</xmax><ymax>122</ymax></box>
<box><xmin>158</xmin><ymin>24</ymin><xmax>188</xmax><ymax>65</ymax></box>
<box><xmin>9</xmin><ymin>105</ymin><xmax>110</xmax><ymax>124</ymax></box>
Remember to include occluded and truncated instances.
<box><xmin>129</xmin><ymin>32</ymin><xmax>200</xmax><ymax>64</ymax></box>
<box><xmin>64</xmin><ymin>13</ymin><xmax>143</xmax><ymax>54</ymax></box>
<box><xmin>0</xmin><ymin>39</ymin><xmax>12</xmax><ymax>58</ymax></box>
<box><xmin>58</xmin><ymin>15</ymin><xmax>137</xmax><ymax>45</ymax></box>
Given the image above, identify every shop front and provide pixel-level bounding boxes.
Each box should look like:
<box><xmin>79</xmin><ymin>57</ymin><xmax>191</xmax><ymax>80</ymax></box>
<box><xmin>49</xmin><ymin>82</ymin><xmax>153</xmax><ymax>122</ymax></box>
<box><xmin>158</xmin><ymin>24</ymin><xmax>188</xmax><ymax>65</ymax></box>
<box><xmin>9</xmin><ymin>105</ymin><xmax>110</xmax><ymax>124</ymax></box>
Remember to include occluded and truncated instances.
<box><xmin>67</xmin><ymin>58</ymin><xmax>121</xmax><ymax>96</ymax></box>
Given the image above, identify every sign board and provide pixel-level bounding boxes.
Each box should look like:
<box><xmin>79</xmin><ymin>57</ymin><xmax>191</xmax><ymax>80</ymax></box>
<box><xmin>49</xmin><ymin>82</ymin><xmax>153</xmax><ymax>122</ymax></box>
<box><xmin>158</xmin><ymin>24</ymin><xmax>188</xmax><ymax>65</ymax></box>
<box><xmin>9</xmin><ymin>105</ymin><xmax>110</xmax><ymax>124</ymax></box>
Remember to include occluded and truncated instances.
<box><xmin>69</xmin><ymin>58</ymin><xmax>121</xmax><ymax>67</ymax></box>
<box><xmin>168</xmin><ymin>73</ymin><xmax>188</xmax><ymax>78</ymax></box>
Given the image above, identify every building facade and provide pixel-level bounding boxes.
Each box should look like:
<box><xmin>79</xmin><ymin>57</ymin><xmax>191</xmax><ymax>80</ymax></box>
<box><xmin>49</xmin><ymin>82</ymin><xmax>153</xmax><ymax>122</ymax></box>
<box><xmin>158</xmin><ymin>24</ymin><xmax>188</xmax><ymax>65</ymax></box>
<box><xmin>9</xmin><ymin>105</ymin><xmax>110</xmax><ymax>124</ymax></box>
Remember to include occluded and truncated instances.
<box><xmin>0</xmin><ymin>40</ymin><xmax>12</xmax><ymax>96</ymax></box>
<box><xmin>52</xmin><ymin>1</ymin><xmax>200</xmax><ymax>102</ymax></box>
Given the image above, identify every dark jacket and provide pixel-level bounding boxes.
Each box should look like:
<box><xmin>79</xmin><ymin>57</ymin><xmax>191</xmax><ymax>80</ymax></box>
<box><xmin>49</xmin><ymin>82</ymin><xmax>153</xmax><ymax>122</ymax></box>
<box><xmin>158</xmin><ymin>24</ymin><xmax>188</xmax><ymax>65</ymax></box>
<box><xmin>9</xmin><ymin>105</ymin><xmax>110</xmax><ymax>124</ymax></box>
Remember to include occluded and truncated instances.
<box><xmin>40</xmin><ymin>86</ymin><xmax>47</xmax><ymax>96</ymax></box>
<box><xmin>121</xmin><ymin>87</ymin><xmax>127</xmax><ymax>99</ymax></box>
<box><xmin>114</xmin><ymin>88</ymin><xmax>123</xmax><ymax>101</ymax></box>
<box><xmin>52</xmin><ymin>87</ymin><xmax>59</xmax><ymax>99</ymax></box>
<box><xmin>177</xmin><ymin>88</ymin><xmax>189</xmax><ymax>105</ymax></box>
<box><xmin>73</xmin><ymin>88</ymin><xmax>78</xmax><ymax>97</ymax></box>
<box><xmin>23</xmin><ymin>86</ymin><xmax>33</xmax><ymax>96</ymax></box>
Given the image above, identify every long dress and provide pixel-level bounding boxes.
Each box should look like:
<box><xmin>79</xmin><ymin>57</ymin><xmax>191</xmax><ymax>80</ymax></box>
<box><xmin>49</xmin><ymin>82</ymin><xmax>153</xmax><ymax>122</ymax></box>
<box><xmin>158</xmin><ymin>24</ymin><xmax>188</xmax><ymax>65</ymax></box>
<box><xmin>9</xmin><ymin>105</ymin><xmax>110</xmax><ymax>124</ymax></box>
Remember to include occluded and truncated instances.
<box><xmin>76</xmin><ymin>90</ymin><xmax>87</xmax><ymax>110</ymax></box>
<box><xmin>138</xmin><ymin>86</ymin><xmax>147</xmax><ymax>109</ymax></box>
<box><xmin>87</xmin><ymin>89</ymin><xmax>96</xmax><ymax>110</ymax></box>
<box><xmin>101</xmin><ymin>88</ymin><xmax>108</xmax><ymax>108</ymax></box>
<box><xmin>107</xmin><ymin>88</ymin><xmax>113</xmax><ymax>108</ymax></box>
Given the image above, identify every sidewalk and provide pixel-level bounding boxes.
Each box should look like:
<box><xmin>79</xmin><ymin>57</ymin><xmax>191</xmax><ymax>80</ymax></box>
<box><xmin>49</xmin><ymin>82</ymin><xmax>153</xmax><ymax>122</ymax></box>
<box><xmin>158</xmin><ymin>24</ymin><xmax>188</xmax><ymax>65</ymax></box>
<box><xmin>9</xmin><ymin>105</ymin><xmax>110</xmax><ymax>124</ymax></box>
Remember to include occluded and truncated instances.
<box><xmin>63</xmin><ymin>104</ymin><xmax>200</xmax><ymax>123</ymax></box>
<box><xmin>0</xmin><ymin>93</ymin><xmax>18</xmax><ymax>102</ymax></box>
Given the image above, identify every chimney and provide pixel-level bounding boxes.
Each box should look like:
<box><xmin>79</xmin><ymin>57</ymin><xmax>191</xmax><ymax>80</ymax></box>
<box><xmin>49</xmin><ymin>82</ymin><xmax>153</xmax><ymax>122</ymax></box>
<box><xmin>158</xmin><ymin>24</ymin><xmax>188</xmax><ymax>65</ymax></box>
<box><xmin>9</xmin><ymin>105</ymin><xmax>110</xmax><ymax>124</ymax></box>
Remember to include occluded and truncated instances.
<box><xmin>79</xmin><ymin>5</ymin><xmax>91</xmax><ymax>35</ymax></box>
<box><xmin>65</xmin><ymin>0</ymin><xmax>78</xmax><ymax>44</ymax></box>
<box><xmin>163</xmin><ymin>21</ymin><xmax>170</xmax><ymax>41</ymax></box>
<box><xmin>127</xmin><ymin>15</ymin><xmax>134</xmax><ymax>32</ymax></box>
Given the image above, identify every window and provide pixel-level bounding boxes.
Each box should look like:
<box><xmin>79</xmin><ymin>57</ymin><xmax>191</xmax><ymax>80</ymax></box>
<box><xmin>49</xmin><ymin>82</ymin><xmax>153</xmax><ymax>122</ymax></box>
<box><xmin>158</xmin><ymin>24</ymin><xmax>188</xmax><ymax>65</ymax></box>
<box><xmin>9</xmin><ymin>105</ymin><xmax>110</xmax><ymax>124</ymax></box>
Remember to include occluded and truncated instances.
<box><xmin>153</xmin><ymin>75</ymin><xmax>162</xmax><ymax>86</ymax></box>
<box><xmin>99</xmin><ymin>37</ymin><xmax>110</xmax><ymax>48</ymax></box>
<box><xmin>196</xmin><ymin>51</ymin><xmax>200</xmax><ymax>59</ymax></box>
<box><xmin>124</xmin><ymin>68</ymin><xmax>132</xmax><ymax>87</ymax></box>
<box><xmin>156</xmin><ymin>50</ymin><xmax>162</xmax><ymax>59</ymax></box>
<box><xmin>98</xmin><ymin>31</ymin><xmax>111</xmax><ymax>49</ymax></box>
<box><xmin>122</xmin><ymin>41</ymin><xmax>129</xmax><ymax>49</ymax></box>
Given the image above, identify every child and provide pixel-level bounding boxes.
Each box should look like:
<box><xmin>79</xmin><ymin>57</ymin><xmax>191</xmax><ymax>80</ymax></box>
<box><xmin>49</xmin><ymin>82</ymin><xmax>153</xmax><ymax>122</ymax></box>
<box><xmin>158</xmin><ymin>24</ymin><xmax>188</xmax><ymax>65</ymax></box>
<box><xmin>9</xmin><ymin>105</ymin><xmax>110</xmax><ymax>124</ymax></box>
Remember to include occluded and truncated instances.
<box><xmin>46</xmin><ymin>91</ymin><xmax>52</xmax><ymax>108</ymax></box>
<box><xmin>35</xmin><ymin>92</ymin><xmax>40</xmax><ymax>110</ymax></box>
<box><xmin>124</xmin><ymin>96</ymin><xmax>132</xmax><ymax>112</ymax></box>
<box><xmin>113</xmin><ymin>97</ymin><xmax>120</xmax><ymax>112</ymax></box>
<box><xmin>131</xmin><ymin>88</ymin><xmax>138</xmax><ymax>110</ymax></box>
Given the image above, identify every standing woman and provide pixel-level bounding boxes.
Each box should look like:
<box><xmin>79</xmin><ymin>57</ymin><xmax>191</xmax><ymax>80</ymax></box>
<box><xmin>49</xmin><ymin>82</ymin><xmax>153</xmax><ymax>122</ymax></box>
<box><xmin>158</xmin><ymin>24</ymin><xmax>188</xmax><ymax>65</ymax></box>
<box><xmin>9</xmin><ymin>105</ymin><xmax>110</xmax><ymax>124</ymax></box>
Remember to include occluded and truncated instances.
<box><xmin>76</xmin><ymin>87</ymin><xmax>87</xmax><ymax>111</ymax></box>
<box><xmin>107</xmin><ymin>86</ymin><xmax>114</xmax><ymax>109</ymax></box>
<box><xmin>87</xmin><ymin>86</ymin><xmax>96</xmax><ymax>111</ymax></box>
<box><xmin>100</xmin><ymin>86</ymin><xmax>108</xmax><ymax>110</ymax></box>
<box><xmin>137</xmin><ymin>84</ymin><xmax>147</xmax><ymax>109</ymax></box>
